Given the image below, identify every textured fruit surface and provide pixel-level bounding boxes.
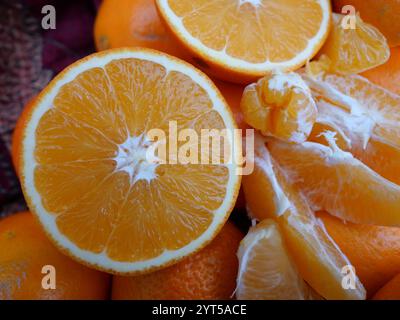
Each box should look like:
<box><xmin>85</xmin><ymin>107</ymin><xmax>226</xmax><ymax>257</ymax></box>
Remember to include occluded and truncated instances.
<box><xmin>333</xmin><ymin>0</ymin><xmax>400</xmax><ymax>47</ymax></box>
<box><xmin>236</xmin><ymin>219</ymin><xmax>316</xmax><ymax>300</ymax></box>
<box><xmin>11</xmin><ymin>97</ymin><xmax>36</xmax><ymax>176</ymax></box>
<box><xmin>318</xmin><ymin>211</ymin><xmax>400</xmax><ymax>297</ymax></box>
<box><xmin>362</xmin><ymin>47</ymin><xmax>400</xmax><ymax>95</ymax></box>
<box><xmin>318</xmin><ymin>13</ymin><xmax>389</xmax><ymax>74</ymax></box>
<box><xmin>156</xmin><ymin>0</ymin><xmax>331</xmax><ymax>82</ymax></box>
<box><xmin>20</xmin><ymin>48</ymin><xmax>241</xmax><ymax>274</ymax></box>
<box><xmin>241</xmin><ymin>72</ymin><xmax>317</xmax><ymax>143</ymax></box>
<box><xmin>304</xmin><ymin>70</ymin><xmax>400</xmax><ymax>186</ymax></box>
<box><xmin>0</xmin><ymin>212</ymin><xmax>110</xmax><ymax>300</ymax></box>
<box><xmin>94</xmin><ymin>0</ymin><xmax>187</xmax><ymax>59</ymax></box>
<box><xmin>373</xmin><ymin>274</ymin><xmax>400</xmax><ymax>300</ymax></box>
<box><xmin>112</xmin><ymin>221</ymin><xmax>243</xmax><ymax>299</ymax></box>
<box><xmin>242</xmin><ymin>134</ymin><xmax>366</xmax><ymax>300</ymax></box>
<box><xmin>268</xmin><ymin>136</ymin><xmax>400</xmax><ymax>227</ymax></box>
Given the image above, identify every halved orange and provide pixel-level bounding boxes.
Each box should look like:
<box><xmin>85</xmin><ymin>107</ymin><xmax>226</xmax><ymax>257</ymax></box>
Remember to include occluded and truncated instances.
<box><xmin>242</xmin><ymin>134</ymin><xmax>366</xmax><ymax>300</ymax></box>
<box><xmin>20</xmin><ymin>48</ymin><xmax>241</xmax><ymax>274</ymax></box>
<box><xmin>156</xmin><ymin>0</ymin><xmax>331</xmax><ymax>83</ymax></box>
<box><xmin>236</xmin><ymin>219</ymin><xmax>317</xmax><ymax>300</ymax></box>
<box><xmin>240</xmin><ymin>72</ymin><xmax>317</xmax><ymax>143</ymax></box>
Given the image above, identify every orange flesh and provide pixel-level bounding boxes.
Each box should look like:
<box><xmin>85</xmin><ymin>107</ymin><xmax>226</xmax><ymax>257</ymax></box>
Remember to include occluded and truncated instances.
<box><xmin>242</xmin><ymin>135</ymin><xmax>365</xmax><ymax>299</ymax></box>
<box><xmin>240</xmin><ymin>73</ymin><xmax>317</xmax><ymax>143</ymax></box>
<box><xmin>318</xmin><ymin>13</ymin><xmax>389</xmax><ymax>74</ymax></box>
<box><xmin>33</xmin><ymin>58</ymin><xmax>230</xmax><ymax>262</ymax></box>
<box><xmin>166</xmin><ymin>0</ymin><xmax>325</xmax><ymax>63</ymax></box>
<box><xmin>267</xmin><ymin>138</ymin><xmax>400</xmax><ymax>227</ymax></box>
<box><xmin>304</xmin><ymin>72</ymin><xmax>400</xmax><ymax>185</ymax></box>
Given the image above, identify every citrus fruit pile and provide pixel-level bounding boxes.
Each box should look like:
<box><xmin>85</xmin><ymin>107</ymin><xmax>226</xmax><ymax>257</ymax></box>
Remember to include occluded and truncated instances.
<box><xmin>3</xmin><ymin>0</ymin><xmax>400</xmax><ymax>300</ymax></box>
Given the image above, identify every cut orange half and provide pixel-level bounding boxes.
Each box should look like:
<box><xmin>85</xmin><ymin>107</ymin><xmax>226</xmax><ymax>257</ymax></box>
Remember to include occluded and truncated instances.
<box><xmin>20</xmin><ymin>48</ymin><xmax>241</xmax><ymax>274</ymax></box>
<box><xmin>156</xmin><ymin>0</ymin><xmax>331</xmax><ymax>83</ymax></box>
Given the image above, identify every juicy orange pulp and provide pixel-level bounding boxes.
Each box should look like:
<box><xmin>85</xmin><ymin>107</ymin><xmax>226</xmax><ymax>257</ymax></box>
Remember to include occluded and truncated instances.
<box><xmin>318</xmin><ymin>13</ymin><xmax>389</xmax><ymax>74</ymax></box>
<box><xmin>305</xmin><ymin>70</ymin><xmax>400</xmax><ymax>186</ymax></box>
<box><xmin>156</xmin><ymin>0</ymin><xmax>331</xmax><ymax>82</ymax></box>
<box><xmin>236</xmin><ymin>219</ymin><xmax>317</xmax><ymax>300</ymax></box>
<box><xmin>242</xmin><ymin>134</ymin><xmax>366</xmax><ymax>300</ymax></box>
<box><xmin>240</xmin><ymin>72</ymin><xmax>317</xmax><ymax>143</ymax></box>
<box><xmin>25</xmin><ymin>51</ymin><xmax>239</xmax><ymax>273</ymax></box>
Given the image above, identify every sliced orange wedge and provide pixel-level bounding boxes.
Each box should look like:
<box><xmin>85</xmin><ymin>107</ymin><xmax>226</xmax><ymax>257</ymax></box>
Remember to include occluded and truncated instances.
<box><xmin>242</xmin><ymin>134</ymin><xmax>366</xmax><ymax>300</ymax></box>
<box><xmin>156</xmin><ymin>0</ymin><xmax>331</xmax><ymax>83</ymax></box>
<box><xmin>318</xmin><ymin>13</ymin><xmax>389</xmax><ymax>74</ymax></box>
<box><xmin>236</xmin><ymin>219</ymin><xmax>316</xmax><ymax>300</ymax></box>
<box><xmin>20</xmin><ymin>48</ymin><xmax>241</xmax><ymax>274</ymax></box>
<box><xmin>303</xmin><ymin>70</ymin><xmax>400</xmax><ymax>185</ymax></box>
<box><xmin>267</xmin><ymin>136</ymin><xmax>400</xmax><ymax>227</ymax></box>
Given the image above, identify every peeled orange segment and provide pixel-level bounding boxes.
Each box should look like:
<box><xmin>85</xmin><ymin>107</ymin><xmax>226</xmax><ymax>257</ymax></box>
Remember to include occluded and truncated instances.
<box><xmin>303</xmin><ymin>71</ymin><xmax>400</xmax><ymax>185</ymax></box>
<box><xmin>318</xmin><ymin>13</ymin><xmax>390</xmax><ymax>75</ymax></box>
<box><xmin>20</xmin><ymin>48</ymin><xmax>241</xmax><ymax>274</ymax></box>
<box><xmin>240</xmin><ymin>72</ymin><xmax>317</xmax><ymax>143</ymax></box>
<box><xmin>236</xmin><ymin>219</ymin><xmax>315</xmax><ymax>300</ymax></box>
<box><xmin>156</xmin><ymin>0</ymin><xmax>331</xmax><ymax>82</ymax></box>
<box><xmin>267</xmin><ymin>136</ymin><xmax>400</xmax><ymax>227</ymax></box>
<box><xmin>242</xmin><ymin>134</ymin><xmax>366</xmax><ymax>300</ymax></box>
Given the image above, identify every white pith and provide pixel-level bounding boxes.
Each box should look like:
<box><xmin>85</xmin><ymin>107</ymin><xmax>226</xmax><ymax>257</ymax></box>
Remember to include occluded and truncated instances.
<box><xmin>157</xmin><ymin>0</ymin><xmax>331</xmax><ymax>74</ymax></box>
<box><xmin>21</xmin><ymin>49</ymin><xmax>241</xmax><ymax>273</ymax></box>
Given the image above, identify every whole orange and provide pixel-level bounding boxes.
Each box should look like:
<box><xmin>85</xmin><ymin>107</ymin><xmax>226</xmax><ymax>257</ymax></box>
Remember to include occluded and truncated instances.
<box><xmin>94</xmin><ymin>0</ymin><xmax>187</xmax><ymax>59</ymax></box>
<box><xmin>373</xmin><ymin>273</ymin><xmax>400</xmax><ymax>300</ymax></box>
<box><xmin>332</xmin><ymin>0</ymin><xmax>400</xmax><ymax>47</ymax></box>
<box><xmin>318</xmin><ymin>211</ymin><xmax>400</xmax><ymax>297</ymax></box>
<box><xmin>0</xmin><ymin>212</ymin><xmax>111</xmax><ymax>299</ymax></box>
<box><xmin>111</xmin><ymin>221</ymin><xmax>243</xmax><ymax>299</ymax></box>
<box><xmin>362</xmin><ymin>47</ymin><xmax>400</xmax><ymax>95</ymax></box>
<box><xmin>11</xmin><ymin>96</ymin><xmax>36</xmax><ymax>176</ymax></box>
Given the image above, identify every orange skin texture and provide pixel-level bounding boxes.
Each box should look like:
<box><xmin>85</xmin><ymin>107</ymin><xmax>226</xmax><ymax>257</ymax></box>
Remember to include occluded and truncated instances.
<box><xmin>111</xmin><ymin>221</ymin><xmax>243</xmax><ymax>299</ymax></box>
<box><xmin>373</xmin><ymin>273</ymin><xmax>400</xmax><ymax>300</ymax></box>
<box><xmin>11</xmin><ymin>97</ymin><xmax>36</xmax><ymax>176</ymax></box>
<box><xmin>333</xmin><ymin>0</ymin><xmax>400</xmax><ymax>47</ymax></box>
<box><xmin>0</xmin><ymin>212</ymin><xmax>111</xmax><ymax>300</ymax></box>
<box><xmin>318</xmin><ymin>212</ymin><xmax>400</xmax><ymax>297</ymax></box>
<box><xmin>362</xmin><ymin>47</ymin><xmax>400</xmax><ymax>95</ymax></box>
<box><xmin>94</xmin><ymin>0</ymin><xmax>188</xmax><ymax>60</ymax></box>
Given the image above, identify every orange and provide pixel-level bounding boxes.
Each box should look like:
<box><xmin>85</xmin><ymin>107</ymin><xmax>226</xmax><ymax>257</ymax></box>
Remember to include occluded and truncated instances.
<box><xmin>240</xmin><ymin>72</ymin><xmax>317</xmax><ymax>143</ymax></box>
<box><xmin>236</xmin><ymin>219</ymin><xmax>317</xmax><ymax>300</ymax></box>
<box><xmin>242</xmin><ymin>134</ymin><xmax>366</xmax><ymax>300</ymax></box>
<box><xmin>213</xmin><ymin>79</ymin><xmax>247</xmax><ymax>130</ymax></box>
<box><xmin>318</xmin><ymin>13</ymin><xmax>389</xmax><ymax>74</ymax></box>
<box><xmin>156</xmin><ymin>0</ymin><xmax>331</xmax><ymax>83</ymax></box>
<box><xmin>111</xmin><ymin>221</ymin><xmax>242</xmax><ymax>299</ymax></box>
<box><xmin>362</xmin><ymin>47</ymin><xmax>400</xmax><ymax>95</ymax></box>
<box><xmin>20</xmin><ymin>48</ymin><xmax>241</xmax><ymax>275</ymax></box>
<box><xmin>11</xmin><ymin>97</ymin><xmax>36</xmax><ymax>176</ymax></box>
<box><xmin>332</xmin><ymin>0</ymin><xmax>400</xmax><ymax>47</ymax></box>
<box><xmin>318</xmin><ymin>211</ymin><xmax>400</xmax><ymax>297</ymax></box>
<box><xmin>94</xmin><ymin>0</ymin><xmax>187</xmax><ymax>60</ymax></box>
<box><xmin>304</xmin><ymin>70</ymin><xmax>400</xmax><ymax>186</ymax></box>
<box><xmin>0</xmin><ymin>212</ymin><xmax>110</xmax><ymax>300</ymax></box>
<box><xmin>267</xmin><ymin>136</ymin><xmax>400</xmax><ymax>227</ymax></box>
<box><xmin>373</xmin><ymin>274</ymin><xmax>400</xmax><ymax>300</ymax></box>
